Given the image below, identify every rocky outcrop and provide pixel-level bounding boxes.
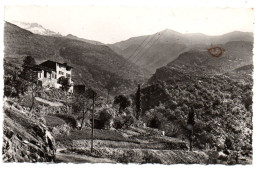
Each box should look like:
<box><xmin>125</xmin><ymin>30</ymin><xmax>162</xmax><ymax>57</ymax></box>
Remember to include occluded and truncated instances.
<box><xmin>3</xmin><ymin>99</ymin><xmax>56</xmax><ymax>162</ymax></box>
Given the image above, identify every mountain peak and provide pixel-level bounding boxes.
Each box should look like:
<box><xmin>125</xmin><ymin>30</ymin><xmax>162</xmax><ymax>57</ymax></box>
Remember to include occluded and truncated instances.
<box><xmin>9</xmin><ymin>21</ymin><xmax>62</xmax><ymax>36</ymax></box>
<box><xmin>162</xmin><ymin>29</ymin><xmax>182</xmax><ymax>35</ymax></box>
<box><xmin>66</xmin><ymin>34</ymin><xmax>78</xmax><ymax>38</ymax></box>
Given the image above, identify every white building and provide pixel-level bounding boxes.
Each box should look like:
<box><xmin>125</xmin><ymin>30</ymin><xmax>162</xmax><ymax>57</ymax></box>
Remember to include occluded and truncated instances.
<box><xmin>36</xmin><ymin>60</ymin><xmax>73</xmax><ymax>93</ymax></box>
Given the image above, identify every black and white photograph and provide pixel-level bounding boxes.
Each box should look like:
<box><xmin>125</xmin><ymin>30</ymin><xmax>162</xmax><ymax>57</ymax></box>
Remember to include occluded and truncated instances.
<box><xmin>1</xmin><ymin>0</ymin><xmax>258</xmax><ymax>167</ymax></box>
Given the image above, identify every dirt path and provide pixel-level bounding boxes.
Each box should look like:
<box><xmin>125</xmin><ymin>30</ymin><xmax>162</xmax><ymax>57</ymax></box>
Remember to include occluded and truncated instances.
<box><xmin>55</xmin><ymin>148</ymin><xmax>115</xmax><ymax>163</ymax></box>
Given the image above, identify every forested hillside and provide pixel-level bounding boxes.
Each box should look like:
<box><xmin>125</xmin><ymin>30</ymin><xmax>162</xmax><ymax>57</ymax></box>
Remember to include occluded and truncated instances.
<box><xmin>139</xmin><ymin>72</ymin><xmax>252</xmax><ymax>158</ymax></box>
<box><xmin>4</xmin><ymin>22</ymin><xmax>149</xmax><ymax>95</ymax></box>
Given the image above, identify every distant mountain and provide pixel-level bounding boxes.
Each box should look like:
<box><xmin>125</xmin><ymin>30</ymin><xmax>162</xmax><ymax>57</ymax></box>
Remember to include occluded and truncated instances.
<box><xmin>10</xmin><ymin>21</ymin><xmax>62</xmax><ymax>37</ymax></box>
<box><xmin>65</xmin><ymin>34</ymin><xmax>104</xmax><ymax>45</ymax></box>
<box><xmin>109</xmin><ymin>29</ymin><xmax>253</xmax><ymax>73</ymax></box>
<box><xmin>149</xmin><ymin>41</ymin><xmax>253</xmax><ymax>83</ymax></box>
<box><xmin>9</xmin><ymin>21</ymin><xmax>106</xmax><ymax>45</ymax></box>
<box><xmin>4</xmin><ymin>22</ymin><xmax>148</xmax><ymax>96</ymax></box>
<box><xmin>167</xmin><ymin>41</ymin><xmax>253</xmax><ymax>74</ymax></box>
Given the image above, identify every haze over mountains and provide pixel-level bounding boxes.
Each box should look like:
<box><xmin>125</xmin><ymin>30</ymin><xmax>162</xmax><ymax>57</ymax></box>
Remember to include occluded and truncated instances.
<box><xmin>109</xmin><ymin>29</ymin><xmax>253</xmax><ymax>73</ymax></box>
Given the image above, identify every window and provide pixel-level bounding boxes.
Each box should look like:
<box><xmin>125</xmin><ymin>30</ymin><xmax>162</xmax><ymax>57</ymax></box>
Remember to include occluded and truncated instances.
<box><xmin>52</xmin><ymin>73</ymin><xmax>56</xmax><ymax>79</ymax></box>
<box><xmin>59</xmin><ymin>71</ymin><xmax>64</xmax><ymax>75</ymax></box>
<box><xmin>66</xmin><ymin>73</ymin><xmax>71</xmax><ymax>78</ymax></box>
<box><xmin>47</xmin><ymin>72</ymin><xmax>51</xmax><ymax>79</ymax></box>
<box><xmin>38</xmin><ymin>72</ymin><xmax>41</xmax><ymax>79</ymax></box>
<box><xmin>44</xmin><ymin>71</ymin><xmax>47</xmax><ymax>78</ymax></box>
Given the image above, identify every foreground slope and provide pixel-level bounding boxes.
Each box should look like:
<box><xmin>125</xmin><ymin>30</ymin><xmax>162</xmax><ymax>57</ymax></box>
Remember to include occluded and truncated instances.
<box><xmin>3</xmin><ymin>99</ymin><xmax>56</xmax><ymax>162</ymax></box>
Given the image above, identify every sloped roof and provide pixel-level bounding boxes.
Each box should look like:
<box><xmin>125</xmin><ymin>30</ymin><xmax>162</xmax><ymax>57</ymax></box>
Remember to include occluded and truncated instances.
<box><xmin>24</xmin><ymin>64</ymin><xmax>53</xmax><ymax>72</ymax></box>
<box><xmin>39</xmin><ymin>60</ymin><xmax>72</xmax><ymax>71</ymax></box>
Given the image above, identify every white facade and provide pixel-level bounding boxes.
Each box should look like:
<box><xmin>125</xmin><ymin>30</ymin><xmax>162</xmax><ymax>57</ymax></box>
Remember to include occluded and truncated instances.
<box><xmin>37</xmin><ymin>61</ymin><xmax>73</xmax><ymax>93</ymax></box>
<box><xmin>56</xmin><ymin>63</ymin><xmax>72</xmax><ymax>82</ymax></box>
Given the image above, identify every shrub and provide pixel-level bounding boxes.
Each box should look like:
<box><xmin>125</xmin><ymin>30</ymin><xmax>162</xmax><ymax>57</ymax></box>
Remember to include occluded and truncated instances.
<box><xmin>114</xmin><ymin>95</ymin><xmax>131</xmax><ymax>113</ymax></box>
<box><xmin>113</xmin><ymin>116</ymin><xmax>124</xmax><ymax>129</ymax></box>
<box><xmin>55</xmin><ymin>113</ymin><xmax>77</xmax><ymax>128</ymax></box>
<box><xmin>98</xmin><ymin>107</ymin><xmax>116</xmax><ymax>129</ymax></box>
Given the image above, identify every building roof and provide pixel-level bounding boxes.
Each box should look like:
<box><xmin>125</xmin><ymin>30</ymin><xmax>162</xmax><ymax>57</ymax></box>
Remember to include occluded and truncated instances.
<box><xmin>39</xmin><ymin>60</ymin><xmax>72</xmax><ymax>71</ymax></box>
<box><xmin>25</xmin><ymin>64</ymin><xmax>53</xmax><ymax>73</ymax></box>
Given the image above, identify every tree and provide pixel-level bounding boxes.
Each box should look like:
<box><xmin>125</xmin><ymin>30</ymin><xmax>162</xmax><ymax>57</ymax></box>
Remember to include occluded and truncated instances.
<box><xmin>4</xmin><ymin>74</ymin><xmax>26</xmax><ymax>97</ymax></box>
<box><xmin>73</xmin><ymin>87</ymin><xmax>94</xmax><ymax>130</ymax></box>
<box><xmin>58</xmin><ymin>76</ymin><xmax>72</xmax><ymax>113</ymax></box>
<box><xmin>135</xmin><ymin>84</ymin><xmax>142</xmax><ymax>119</ymax></box>
<box><xmin>20</xmin><ymin>56</ymin><xmax>39</xmax><ymax>111</ymax></box>
<box><xmin>21</xmin><ymin>56</ymin><xmax>37</xmax><ymax>82</ymax></box>
<box><xmin>87</xmin><ymin>88</ymin><xmax>97</xmax><ymax>153</ymax></box>
<box><xmin>187</xmin><ymin>106</ymin><xmax>195</xmax><ymax>151</ymax></box>
<box><xmin>187</xmin><ymin>106</ymin><xmax>195</xmax><ymax>127</ymax></box>
<box><xmin>22</xmin><ymin>56</ymin><xmax>36</xmax><ymax>68</ymax></box>
<box><xmin>58</xmin><ymin>76</ymin><xmax>71</xmax><ymax>92</ymax></box>
<box><xmin>73</xmin><ymin>94</ymin><xmax>90</xmax><ymax>130</ymax></box>
<box><xmin>114</xmin><ymin>95</ymin><xmax>131</xmax><ymax>113</ymax></box>
<box><xmin>104</xmin><ymin>79</ymin><xmax>114</xmax><ymax>104</ymax></box>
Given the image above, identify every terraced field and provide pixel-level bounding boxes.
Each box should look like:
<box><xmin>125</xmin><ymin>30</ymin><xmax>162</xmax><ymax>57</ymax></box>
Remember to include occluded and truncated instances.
<box><xmin>54</xmin><ymin>126</ymin><xmax>251</xmax><ymax>164</ymax></box>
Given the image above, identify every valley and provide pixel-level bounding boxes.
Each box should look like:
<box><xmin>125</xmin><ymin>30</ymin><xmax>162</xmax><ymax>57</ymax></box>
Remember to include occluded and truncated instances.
<box><xmin>3</xmin><ymin>21</ymin><xmax>253</xmax><ymax>164</ymax></box>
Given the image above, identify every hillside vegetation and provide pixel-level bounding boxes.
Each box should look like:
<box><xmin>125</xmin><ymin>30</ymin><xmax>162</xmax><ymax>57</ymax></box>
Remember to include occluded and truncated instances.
<box><xmin>137</xmin><ymin>65</ymin><xmax>253</xmax><ymax>164</ymax></box>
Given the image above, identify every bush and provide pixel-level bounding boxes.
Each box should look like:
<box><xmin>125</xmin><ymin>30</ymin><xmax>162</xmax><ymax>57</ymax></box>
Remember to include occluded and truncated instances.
<box><xmin>55</xmin><ymin>114</ymin><xmax>77</xmax><ymax>128</ymax></box>
<box><xmin>113</xmin><ymin>114</ymin><xmax>136</xmax><ymax>129</ymax></box>
<box><xmin>114</xmin><ymin>95</ymin><xmax>131</xmax><ymax>113</ymax></box>
<box><xmin>98</xmin><ymin>107</ymin><xmax>116</xmax><ymax>129</ymax></box>
<box><xmin>113</xmin><ymin>116</ymin><xmax>124</xmax><ymax>129</ymax></box>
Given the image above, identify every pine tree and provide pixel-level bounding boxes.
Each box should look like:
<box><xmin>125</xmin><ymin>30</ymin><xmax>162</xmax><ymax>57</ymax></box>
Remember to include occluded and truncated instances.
<box><xmin>135</xmin><ymin>84</ymin><xmax>141</xmax><ymax>119</ymax></box>
<box><xmin>187</xmin><ymin>106</ymin><xmax>195</xmax><ymax>151</ymax></box>
<box><xmin>58</xmin><ymin>76</ymin><xmax>71</xmax><ymax>113</ymax></box>
<box><xmin>20</xmin><ymin>56</ymin><xmax>39</xmax><ymax>111</ymax></box>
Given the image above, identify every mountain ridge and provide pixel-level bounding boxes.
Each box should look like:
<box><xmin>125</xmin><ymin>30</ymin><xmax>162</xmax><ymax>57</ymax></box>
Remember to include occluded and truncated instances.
<box><xmin>148</xmin><ymin>40</ymin><xmax>253</xmax><ymax>84</ymax></box>
<box><xmin>4</xmin><ymin>22</ymin><xmax>148</xmax><ymax>96</ymax></box>
<box><xmin>108</xmin><ymin>29</ymin><xmax>253</xmax><ymax>73</ymax></box>
<box><xmin>65</xmin><ymin>34</ymin><xmax>104</xmax><ymax>45</ymax></box>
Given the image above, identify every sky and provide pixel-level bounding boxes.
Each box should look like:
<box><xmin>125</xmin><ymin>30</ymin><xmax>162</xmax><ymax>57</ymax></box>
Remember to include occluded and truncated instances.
<box><xmin>4</xmin><ymin>6</ymin><xmax>254</xmax><ymax>44</ymax></box>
